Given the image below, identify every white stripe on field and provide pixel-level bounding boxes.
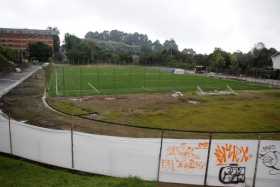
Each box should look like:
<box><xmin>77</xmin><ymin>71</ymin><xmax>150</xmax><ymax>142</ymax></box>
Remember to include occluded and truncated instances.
<box><xmin>88</xmin><ymin>82</ymin><xmax>100</xmax><ymax>93</ymax></box>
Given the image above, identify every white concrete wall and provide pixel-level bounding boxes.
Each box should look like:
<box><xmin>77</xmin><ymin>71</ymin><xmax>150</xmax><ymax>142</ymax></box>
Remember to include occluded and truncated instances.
<box><xmin>256</xmin><ymin>140</ymin><xmax>280</xmax><ymax>187</ymax></box>
<box><xmin>73</xmin><ymin>131</ymin><xmax>160</xmax><ymax>180</ymax></box>
<box><xmin>159</xmin><ymin>139</ymin><xmax>209</xmax><ymax>185</ymax></box>
<box><xmin>11</xmin><ymin>121</ymin><xmax>72</xmax><ymax>169</ymax></box>
<box><xmin>0</xmin><ymin>119</ymin><xmax>279</xmax><ymax>186</ymax></box>
<box><xmin>207</xmin><ymin>140</ymin><xmax>258</xmax><ymax>187</ymax></box>
<box><xmin>0</xmin><ymin>114</ymin><xmax>10</xmax><ymax>154</ymax></box>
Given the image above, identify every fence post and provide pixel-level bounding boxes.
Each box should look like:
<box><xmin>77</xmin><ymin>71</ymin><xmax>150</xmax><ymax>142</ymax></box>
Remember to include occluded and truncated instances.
<box><xmin>79</xmin><ymin>64</ymin><xmax>82</xmax><ymax>96</ymax></box>
<box><xmin>63</xmin><ymin>66</ymin><xmax>65</xmax><ymax>96</ymax></box>
<box><xmin>71</xmin><ymin>124</ymin><xmax>74</xmax><ymax>169</ymax></box>
<box><xmin>8</xmin><ymin>112</ymin><xmax>13</xmax><ymax>155</ymax></box>
<box><xmin>204</xmin><ymin>133</ymin><xmax>212</xmax><ymax>186</ymax></box>
<box><xmin>97</xmin><ymin>66</ymin><xmax>100</xmax><ymax>91</ymax></box>
<box><xmin>252</xmin><ymin>135</ymin><xmax>261</xmax><ymax>187</ymax></box>
<box><xmin>144</xmin><ymin>66</ymin><xmax>146</xmax><ymax>89</ymax></box>
<box><xmin>113</xmin><ymin>65</ymin><xmax>116</xmax><ymax>90</ymax></box>
<box><xmin>157</xmin><ymin>130</ymin><xmax>164</xmax><ymax>182</ymax></box>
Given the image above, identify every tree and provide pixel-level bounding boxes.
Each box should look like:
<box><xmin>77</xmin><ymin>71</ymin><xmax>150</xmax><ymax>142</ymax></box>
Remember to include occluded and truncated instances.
<box><xmin>110</xmin><ymin>30</ymin><xmax>123</xmax><ymax>41</ymax></box>
<box><xmin>47</xmin><ymin>26</ymin><xmax>60</xmax><ymax>35</ymax></box>
<box><xmin>0</xmin><ymin>53</ymin><xmax>12</xmax><ymax>71</ymax></box>
<box><xmin>163</xmin><ymin>39</ymin><xmax>178</xmax><ymax>51</ymax></box>
<box><xmin>151</xmin><ymin>40</ymin><xmax>163</xmax><ymax>52</ymax></box>
<box><xmin>67</xmin><ymin>31</ymin><xmax>280</xmax><ymax>79</ymax></box>
<box><xmin>209</xmin><ymin>48</ymin><xmax>226</xmax><ymax>72</ymax></box>
<box><xmin>163</xmin><ymin>39</ymin><xmax>178</xmax><ymax>56</ymax></box>
<box><xmin>254</xmin><ymin>42</ymin><xmax>265</xmax><ymax>51</ymax></box>
<box><xmin>28</xmin><ymin>42</ymin><xmax>52</xmax><ymax>62</ymax></box>
<box><xmin>64</xmin><ymin>33</ymin><xmax>81</xmax><ymax>50</ymax></box>
<box><xmin>85</xmin><ymin>31</ymin><xmax>100</xmax><ymax>40</ymax></box>
<box><xmin>193</xmin><ymin>54</ymin><xmax>208</xmax><ymax>66</ymax></box>
<box><xmin>0</xmin><ymin>45</ymin><xmax>18</xmax><ymax>62</ymax></box>
<box><xmin>182</xmin><ymin>48</ymin><xmax>196</xmax><ymax>56</ymax></box>
<box><xmin>85</xmin><ymin>29</ymin><xmax>151</xmax><ymax>47</ymax></box>
<box><xmin>229</xmin><ymin>53</ymin><xmax>240</xmax><ymax>74</ymax></box>
<box><xmin>53</xmin><ymin>35</ymin><xmax>60</xmax><ymax>53</ymax></box>
<box><xmin>248</xmin><ymin>43</ymin><xmax>276</xmax><ymax>69</ymax></box>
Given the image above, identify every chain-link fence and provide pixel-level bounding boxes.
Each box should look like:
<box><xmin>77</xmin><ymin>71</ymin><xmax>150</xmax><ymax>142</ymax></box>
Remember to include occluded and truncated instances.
<box><xmin>46</xmin><ymin>64</ymin><xmax>271</xmax><ymax>97</ymax></box>
<box><xmin>0</xmin><ymin>111</ymin><xmax>279</xmax><ymax>186</ymax></box>
<box><xmin>1</xmin><ymin>63</ymin><xmax>279</xmax><ymax>186</ymax></box>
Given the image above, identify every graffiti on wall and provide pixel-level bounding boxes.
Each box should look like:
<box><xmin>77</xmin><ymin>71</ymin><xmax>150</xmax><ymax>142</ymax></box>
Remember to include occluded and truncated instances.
<box><xmin>219</xmin><ymin>164</ymin><xmax>246</xmax><ymax>184</ymax></box>
<box><xmin>161</xmin><ymin>141</ymin><xmax>208</xmax><ymax>172</ymax></box>
<box><xmin>215</xmin><ymin>144</ymin><xmax>252</xmax><ymax>166</ymax></box>
<box><xmin>259</xmin><ymin>144</ymin><xmax>280</xmax><ymax>175</ymax></box>
<box><xmin>214</xmin><ymin>144</ymin><xmax>253</xmax><ymax>184</ymax></box>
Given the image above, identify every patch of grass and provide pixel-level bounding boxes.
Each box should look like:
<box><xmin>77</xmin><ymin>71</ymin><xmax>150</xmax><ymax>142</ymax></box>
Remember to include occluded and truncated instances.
<box><xmin>129</xmin><ymin>94</ymin><xmax>280</xmax><ymax>133</ymax></box>
<box><xmin>48</xmin><ymin>65</ymin><xmax>270</xmax><ymax>96</ymax></box>
<box><xmin>47</xmin><ymin>98</ymin><xmax>89</xmax><ymax>116</ymax></box>
<box><xmin>0</xmin><ymin>154</ymin><xmax>155</xmax><ymax>187</ymax></box>
<box><xmin>53</xmin><ymin>91</ymin><xmax>280</xmax><ymax>136</ymax></box>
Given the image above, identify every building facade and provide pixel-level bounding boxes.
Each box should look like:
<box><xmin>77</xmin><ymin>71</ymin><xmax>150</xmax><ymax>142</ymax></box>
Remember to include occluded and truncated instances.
<box><xmin>0</xmin><ymin>28</ymin><xmax>58</xmax><ymax>50</ymax></box>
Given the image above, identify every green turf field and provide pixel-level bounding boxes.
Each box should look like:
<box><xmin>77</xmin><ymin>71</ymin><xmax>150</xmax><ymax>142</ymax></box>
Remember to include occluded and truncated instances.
<box><xmin>48</xmin><ymin>65</ymin><xmax>270</xmax><ymax>96</ymax></box>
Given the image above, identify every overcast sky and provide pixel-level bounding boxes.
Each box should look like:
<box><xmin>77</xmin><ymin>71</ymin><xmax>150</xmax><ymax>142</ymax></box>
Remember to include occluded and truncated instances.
<box><xmin>1</xmin><ymin>0</ymin><xmax>279</xmax><ymax>54</ymax></box>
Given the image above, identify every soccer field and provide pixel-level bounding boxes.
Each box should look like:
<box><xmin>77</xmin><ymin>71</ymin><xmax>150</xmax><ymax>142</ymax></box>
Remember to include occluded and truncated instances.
<box><xmin>48</xmin><ymin>65</ymin><xmax>270</xmax><ymax>96</ymax></box>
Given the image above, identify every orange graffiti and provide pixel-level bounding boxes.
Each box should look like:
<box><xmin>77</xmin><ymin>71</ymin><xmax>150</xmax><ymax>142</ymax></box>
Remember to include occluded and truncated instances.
<box><xmin>198</xmin><ymin>142</ymin><xmax>209</xmax><ymax>149</ymax></box>
<box><xmin>161</xmin><ymin>142</ymin><xmax>208</xmax><ymax>172</ymax></box>
<box><xmin>215</xmin><ymin>144</ymin><xmax>251</xmax><ymax>166</ymax></box>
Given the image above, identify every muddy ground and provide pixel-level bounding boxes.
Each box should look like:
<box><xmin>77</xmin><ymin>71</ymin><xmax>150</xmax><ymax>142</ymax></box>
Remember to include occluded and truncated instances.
<box><xmin>2</xmin><ymin>68</ymin><xmax>280</xmax><ymax>140</ymax></box>
<box><xmin>0</xmin><ymin>69</ymin><xmax>161</xmax><ymax>138</ymax></box>
<box><xmin>47</xmin><ymin>87</ymin><xmax>280</xmax><ymax>139</ymax></box>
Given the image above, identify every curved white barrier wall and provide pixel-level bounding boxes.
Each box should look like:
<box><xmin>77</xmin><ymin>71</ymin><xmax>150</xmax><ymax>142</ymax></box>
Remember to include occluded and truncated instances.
<box><xmin>74</xmin><ymin>132</ymin><xmax>160</xmax><ymax>180</ymax></box>
<box><xmin>0</xmin><ymin>115</ymin><xmax>10</xmax><ymax>154</ymax></box>
<box><xmin>0</xmin><ymin>115</ymin><xmax>279</xmax><ymax>186</ymax></box>
<box><xmin>256</xmin><ymin>140</ymin><xmax>280</xmax><ymax>187</ymax></box>
<box><xmin>207</xmin><ymin>140</ymin><xmax>258</xmax><ymax>187</ymax></box>
<box><xmin>159</xmin><ymin>139</ymin><xmax>209</xmax><ymax>185</ymax></box>
<box><xmin>11</xmin><ymin>120</ymin><xmax>72</xmax><ymax>169</ymax></box>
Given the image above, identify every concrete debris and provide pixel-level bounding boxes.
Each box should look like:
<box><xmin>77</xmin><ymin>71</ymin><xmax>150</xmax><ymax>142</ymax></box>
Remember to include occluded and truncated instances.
<box><xmin>188</xmin><ymin>100</ymin><xmax>199</xmax><ymax>104</ymax></box>
<box><xmin>105</xmin><ymin>97</ymin><xmax>116</xmax><ymax>101</ymax></box>
<box><xmin>172</xmin><ymin>91</ymin><xmax>184</xmax><ymax>97</ymax></box>
<box><xmin>197</xmin><ymin>85</ymin><xmax>237</xmax><ymax>96</ymax></box>
<box><xmin>15</xmin><ymin>68</ymin><xmax>22</xmax><ymax>73</ymax></box>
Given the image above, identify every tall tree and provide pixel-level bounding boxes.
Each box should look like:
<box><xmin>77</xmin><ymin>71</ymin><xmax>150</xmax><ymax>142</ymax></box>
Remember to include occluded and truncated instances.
<box><xmin>46</xmin><ymin>26</ymin><xmax>60</xmax><ymax>59</ymax></box>
<box><xmin>182</xmin><ymin>48</ymin><xmax>196</xmax><ymax>56</ymax></box>
<box><xmin>163</xmin><ymin>39</ymin><xmax>178</xmax><ymax>56</ymax></box>
<box><xmin>151</xmin><ymin>40</ymin><xmax>163</xmax><ymax>52</ymax></box>
<box><xmin>209</xmin><ymin>48</ymin><xmax>226</xmax><ymax>72</ymax></box>
<box><xmin>163</xmin><ymin>39</ymin><xmax>178</xmax><ymax>51</ymax></box>
<box><xmin>28</xmin><ymin>42</ymin><xmax>52</xmax><ymax>62</ymax></box>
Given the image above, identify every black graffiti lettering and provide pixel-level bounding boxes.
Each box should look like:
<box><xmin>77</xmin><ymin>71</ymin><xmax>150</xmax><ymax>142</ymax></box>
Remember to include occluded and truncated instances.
<box><xmin>262</xmin><ymin>145</ymin><xmax>276</xmax><ymax>152</ymax></box>
<box><xmin>219</xmin><ymin>164</ymin><xmax>246</xmax><ymax>184</ymax></box>
<box><xmin>259</xmin><ymin>149</ymin><xmax>280</xmax><ymax>175</ymax></box>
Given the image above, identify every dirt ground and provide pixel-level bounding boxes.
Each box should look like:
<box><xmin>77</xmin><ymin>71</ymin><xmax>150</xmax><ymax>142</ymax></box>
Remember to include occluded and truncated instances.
<box><xmin>47</xmin><ymin>91</ymin><xmax>204</xmax><ymax>123</ymax></box>
<box><xmin>0</xmin><ymin>69</ymin><xmax>161</xmax><ymax>138</ymax></box>
<box><xmin>47</xmin><ymin>86</ymin><xmax>280</xmax><ymax>139</ymax></box>
<box><xmin>2</xmin><ymin>68</ymin><xmax>280</xmax><ymax>139</ymax></box>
